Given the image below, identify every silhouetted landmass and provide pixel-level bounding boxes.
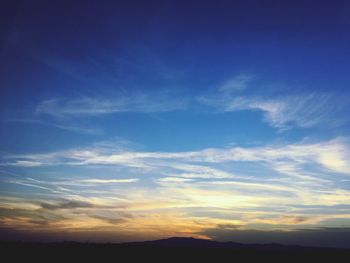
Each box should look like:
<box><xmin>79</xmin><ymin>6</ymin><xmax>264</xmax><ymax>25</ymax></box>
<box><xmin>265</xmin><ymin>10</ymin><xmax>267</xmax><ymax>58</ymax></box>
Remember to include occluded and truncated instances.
<box><xmin>1</xmin><ymin>237</ymin><xmax>350</xmax><ymax>262</ymax></box>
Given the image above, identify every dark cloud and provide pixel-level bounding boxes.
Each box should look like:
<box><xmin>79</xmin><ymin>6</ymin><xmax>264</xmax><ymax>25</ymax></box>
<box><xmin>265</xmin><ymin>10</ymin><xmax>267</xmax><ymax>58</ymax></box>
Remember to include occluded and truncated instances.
<box><xmin>282</xmin><ymin>216</ymin><xmax>309</xmax><ymax>223</ymax></box>
<box><xmin>40</xmin><ymin>200</ymin><xmax>93</xmax><ymax>210</ymax></box>
<box><xmin>201</xmin><ymin>226</ymin><xmax>350</xmax><ymax>248</ymax></box>
<box><xmin>90</xmin><ymin>211</ymin><xmax>133</xmax><ymax>225</ymax></box>
<box><xmin>215</xmin><ymin>224</ymin><xmax>243</xmax><ymax>230</ymax></box>
<box><xmin>0</xmin><ymin>207</ymin><xmax>63</xmax><ymax>224</ymax></box>
<box><xmin>27</xmin><ymin>219</ymin><xmax>50</xmax><ymax>226</ymax></box>
<box><xmin>92</xmin><ymin>216</ymin><xmax>128</xmax><ymax>225</ymax></box>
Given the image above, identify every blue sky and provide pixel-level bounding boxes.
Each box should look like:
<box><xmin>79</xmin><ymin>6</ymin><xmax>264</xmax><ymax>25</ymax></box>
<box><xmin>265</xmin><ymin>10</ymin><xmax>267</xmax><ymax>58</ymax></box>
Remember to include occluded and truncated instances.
<box><xmin>1</xmin><ymin>0</ymin><xmax>350</xmax><ymax>247</ymax></box>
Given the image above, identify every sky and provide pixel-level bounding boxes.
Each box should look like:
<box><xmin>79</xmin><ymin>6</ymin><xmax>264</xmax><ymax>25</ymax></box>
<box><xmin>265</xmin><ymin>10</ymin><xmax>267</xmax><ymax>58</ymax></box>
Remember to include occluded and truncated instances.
<box><xmin>1</xmin><ymin>0</ymin><xmax>350</xmax><ymax>248</ymax></box>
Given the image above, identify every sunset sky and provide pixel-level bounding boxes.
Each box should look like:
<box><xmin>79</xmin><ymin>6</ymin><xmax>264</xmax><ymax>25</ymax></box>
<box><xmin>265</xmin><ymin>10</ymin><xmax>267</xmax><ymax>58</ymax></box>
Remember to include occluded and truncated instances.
<box><xmin>1</xmin><ymin>0</ymin><xmax>350</xmax><ymax>247</ymax></box>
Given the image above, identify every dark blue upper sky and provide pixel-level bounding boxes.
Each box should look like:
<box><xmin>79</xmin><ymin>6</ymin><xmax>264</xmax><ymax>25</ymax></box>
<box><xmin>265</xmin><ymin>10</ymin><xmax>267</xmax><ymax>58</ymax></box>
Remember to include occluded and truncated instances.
<box><xmin>1</xmin><ymin>0</ymin><xmax>350</xmax><ymax>153</ymax></box>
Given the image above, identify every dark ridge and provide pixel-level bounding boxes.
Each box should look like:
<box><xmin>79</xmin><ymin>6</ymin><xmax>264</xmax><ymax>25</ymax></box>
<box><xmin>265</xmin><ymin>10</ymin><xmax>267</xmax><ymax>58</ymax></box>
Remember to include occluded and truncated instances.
<box><xmin>124</xmin><ymin>236</ymin><xmax>347</xmax><ymax>251</ymax></box>
<box><xmin>127</xmin><ymin>237</ymin><xmax>228</xmax><ymax>247</ymax></box>
<box><xmin>1</xmin><ymin>237</ymin><xmax>349</xmax><ymax>262</ymax></box>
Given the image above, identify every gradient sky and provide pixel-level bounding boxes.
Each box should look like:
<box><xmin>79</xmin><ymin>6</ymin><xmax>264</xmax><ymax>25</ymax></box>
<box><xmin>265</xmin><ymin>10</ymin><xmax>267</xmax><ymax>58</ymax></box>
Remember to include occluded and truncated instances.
<box><xmin>1</xmin><ymin>0</ymin><xmax>350</xmax><ymax>247</ymax></box>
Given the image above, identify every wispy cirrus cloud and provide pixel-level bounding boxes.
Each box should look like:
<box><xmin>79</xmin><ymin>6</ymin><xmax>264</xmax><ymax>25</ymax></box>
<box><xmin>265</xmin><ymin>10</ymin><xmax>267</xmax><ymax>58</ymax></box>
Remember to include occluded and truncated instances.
<box><xmin>36</xmin><ymin>93</ymin><xmax>187</xmax><ymax>119</ymax></box>
<box><xmin>4</xmin><ymin>118</ymin><xmax>103</xmax><ymax>135</ymax></box>
<box><xmin>2</xmin><ymin>135</ymin><xmax>350</xmax><ymax>227</ymax></box>
<box><xmin>217</xmin><ymin>74</ymin><xmax>255</xmax><ymax>93</ymax></box>
<box><xmin>71</xmin><ymin>178</ymin><xmax>138</xmax><ymax>184</ymax></box>
<box><xmin>231</xmin><ymin>94</ymin><xmax>339</xmax><ymax>130</ymax></box>
<box><xmin>198</xmin><ymin>74</ymin><xmax>347</xmax><ymax>130</ymax></box>
<box><xmin>2</xmin><ymin>177</ymin><xmax>139</xmax><ymax>197</ymax></box>
<box><xmin>10</xmin><ymin>73</ymin><xmax>347</xmax><ymax>135</ymax></box>
<box><xmin>2</xmin><ymin>137</ymin><xmax>350</xmax><ymax>215</ymax></box>
<box><xmin>22</xmin><ymin>91</ymin><xmax>187</xmax><ymax>135</ymax></box>
<box><xmin>2</xmin><ymin>137</ymin><xmax>350</xmax><ymax>175</ymax></box>
<box><xmin>3</xmin><ymin>137</ymin><xmax>350</xmax><ymax>226</ymax></box>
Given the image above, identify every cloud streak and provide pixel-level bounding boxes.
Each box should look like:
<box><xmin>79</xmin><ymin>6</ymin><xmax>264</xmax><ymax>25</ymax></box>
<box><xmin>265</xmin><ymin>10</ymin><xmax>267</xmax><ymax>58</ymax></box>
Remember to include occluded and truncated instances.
<box><xmin>198</xmin><ymin>75</ymin><xmax>347</xmax><ymax>130</ymax></box>
<box><xmin>37</xmin><ymin>93</ymin><xmax>187</xmax><ymax>118</ymax></box>
<box><xmin>4</xmin><ymin>138</ymin><xmax>349</xmax><ymax>175</ymax></box>
<box><xmin>40</xmin><ymin>200</ymin><xmax>93</xmax><ymax>210</ymax></box>
<box><xmin>8</xmin><ymin>74</ymin><xmax>349</xmax><ymax>135</ymax></box>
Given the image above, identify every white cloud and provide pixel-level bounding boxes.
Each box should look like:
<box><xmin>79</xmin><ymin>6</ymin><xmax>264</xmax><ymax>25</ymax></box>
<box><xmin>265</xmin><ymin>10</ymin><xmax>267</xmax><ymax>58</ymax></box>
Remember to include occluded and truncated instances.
<box><xmin>37</xmin><ymin>93</ymin><xmax>186</xmax><ymax>118</ymax></box>
<box><xmin>30</xmin><ymin>93</ymin><xmax>187</xmax><ymax>134</ymax></box>
<box><xmin>3</xmin><ymin>138</ymin><xmax>350</xmax><ymax>177</ymax></box>
<box><xmin>165</xmin><ymin>163</ymin><xmax>235</xmax><ymax>179</ymax></box>
<box><xmin>157</xmin><ymin>177</ymin><xmax>194</xmax><ymax>183</ymax></box>
<box><xmin>2</xmin><ymin>138</ymin><xmax>350</xmax><ymax>236</ymax></box>
<box><xmin>2</xmin><ymin>137</ymin><xmax>350</xmax><ymax>227</ymax></box>
<box><xmin>206</xmin><ymin>94</ymin><xmax>339</xmax><ymax>130</ymax></box>
<box><xmin>218</xmin><ymin>74</ymin><xmax>255</xmax><ymax>93</ymax></box>
<box><xmin>70</xmin><ymin>178</ymin><xmax>139</xmax><ymax>184</ymax></box>
<box><xmin>248</xmin><ymin>94</ymin><xmax>337</xmax><ymax>129</ymax></box>
<box><xmin>8</xmin><ymin>160</ymin><xmax>43</xmax><ymax>167</ymax></box>
<box><xmin>198</xmin><ymin>75</ymin><xmax>345</xmax><ymax>130</ymax></box>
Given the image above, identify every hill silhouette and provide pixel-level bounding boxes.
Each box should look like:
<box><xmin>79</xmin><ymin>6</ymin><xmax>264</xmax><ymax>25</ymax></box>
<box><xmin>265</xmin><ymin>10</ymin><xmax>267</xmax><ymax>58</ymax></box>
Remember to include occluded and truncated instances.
<box><xmin>1</xmin><ymin>237</ymin><xmax>350</xmax><ymax>262</ymax></box>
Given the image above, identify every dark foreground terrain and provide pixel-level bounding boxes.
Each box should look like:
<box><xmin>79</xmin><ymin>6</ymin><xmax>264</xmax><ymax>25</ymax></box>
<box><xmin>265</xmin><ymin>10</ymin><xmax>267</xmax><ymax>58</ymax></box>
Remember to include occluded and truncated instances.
<box><xmin>1</xmin><ymin>237</ymin><xmax>350</xmax><ymax>262</ymax></box>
